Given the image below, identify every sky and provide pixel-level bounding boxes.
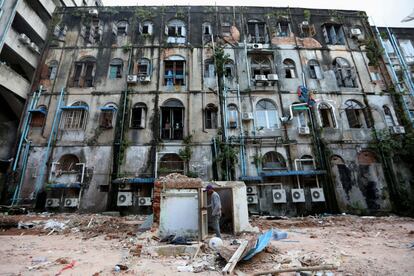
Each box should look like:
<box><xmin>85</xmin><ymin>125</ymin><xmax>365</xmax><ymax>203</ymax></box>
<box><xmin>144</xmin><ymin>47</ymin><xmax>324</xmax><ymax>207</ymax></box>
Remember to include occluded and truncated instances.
<box><xmin>101</xmin><ymin>0</ymin><xmax>414</xmax><ymax>28</ymax></box>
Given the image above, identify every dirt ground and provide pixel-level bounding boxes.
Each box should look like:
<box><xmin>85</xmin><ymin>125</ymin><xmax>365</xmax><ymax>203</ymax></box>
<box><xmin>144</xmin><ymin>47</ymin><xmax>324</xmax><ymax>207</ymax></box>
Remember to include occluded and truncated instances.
<box><xmin>0</xmin><ymin>213</ymin><xmax>413</xmax><ymax>276</ymax></box>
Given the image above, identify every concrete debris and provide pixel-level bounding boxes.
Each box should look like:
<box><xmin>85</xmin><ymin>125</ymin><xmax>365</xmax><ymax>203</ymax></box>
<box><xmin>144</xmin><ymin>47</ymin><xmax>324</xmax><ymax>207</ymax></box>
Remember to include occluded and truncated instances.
<box><xmin>43</xmin><ymin>220</ymin><xmax>67</xmax><ymax>231</ymax></box>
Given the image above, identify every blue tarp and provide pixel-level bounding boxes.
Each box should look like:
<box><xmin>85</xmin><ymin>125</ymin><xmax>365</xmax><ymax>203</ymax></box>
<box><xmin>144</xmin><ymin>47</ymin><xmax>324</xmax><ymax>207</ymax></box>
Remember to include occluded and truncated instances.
<box><xmin>100</xmin><ymin>106</ymin><xmax>117</xmax><ymax>111</ymax></box>
<box><xmin>243</xmin><ymin>229</ymin><xmax>273</xmax><ymax>261</ymax></box>
<box><xmin>261</xmin><ymin>170</ymin><xmax>326</xmax><ymax>177</ymax></box>
<box><xmin>47</xmin><ymin>183</ymin><xmax>81</xmax><ymax>189</ymax></box>
<box><xmin>61</xmin><ymin>106</ymin><xmax>88</xmax><ymax>111</ymax></box>
<box><xmin>112</xmin><ymin>178</ymin><xmax>155</xmax><ymax>184</ymax></box>
<box><xmin>28</xmin><ymin>107</ymin><xmax>47</xmax><ymax>115</ymax></box>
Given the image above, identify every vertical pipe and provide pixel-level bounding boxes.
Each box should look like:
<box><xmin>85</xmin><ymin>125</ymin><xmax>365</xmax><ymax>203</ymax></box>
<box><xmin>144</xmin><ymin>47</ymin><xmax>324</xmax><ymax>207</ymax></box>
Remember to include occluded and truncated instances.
<box><xmin>237</xmin><ymin>84</ymin><xmax>246</xmax><ymax>176</ymax></box>
<box><xmin>11</xmin><ymin>141</ymin><xmax>31</xmax><ymax>206</ymax></box>
<box><xmin>33</xmin><ymin>87</ymin><xmax>65</xmax><ymax>198</ymax></box>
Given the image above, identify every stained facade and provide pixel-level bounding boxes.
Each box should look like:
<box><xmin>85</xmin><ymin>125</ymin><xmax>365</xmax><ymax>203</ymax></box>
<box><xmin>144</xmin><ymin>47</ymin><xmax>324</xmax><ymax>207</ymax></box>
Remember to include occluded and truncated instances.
<box><xmin>4</xmin><ymin>6</ymin><xmax>413</xmax><ymax>215</ymax></box>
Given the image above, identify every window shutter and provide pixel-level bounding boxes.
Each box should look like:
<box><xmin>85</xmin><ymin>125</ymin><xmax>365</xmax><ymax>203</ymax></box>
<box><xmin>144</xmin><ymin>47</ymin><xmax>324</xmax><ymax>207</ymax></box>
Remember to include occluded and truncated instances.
<box><xmin>181</xmin><ymin>26</ymin><xmax>186</xmax><ymax>37</ymax></box>
<box><xmin>148</xmin><ymin>24</ymin><xmax>153</xmax><ymax>35</ymax></box>
<box><xmin>315</xmin><ymin>65</ymin><xmax>323</xmax><ymax>79</ymax></box>
<box><xmin>140</xmin><ymin>108</ymin><xmax>145</xmax><ymax>128</ymax></box>
<box><xmin>53</xmin><ymin>25</ymin><xmax>61</xmax><ymax>37</ymax></box>
<box><xmin>346</xmin><ymin>109</ymin><xmax>359</xmax><ymax>128</ymax></box>
<box><xmin>165</xmin><ymin>25</ymin><xmax>169</xmax><ymax>35</ymax></box>
<box><xmin>337</xmin><ymin>27</ymin><xmax>345</xmax><ymax>44</ymax></box>
<box><xmin>322</xmin><ymin>26</ymin><xmax>330</xmax><ymax>44</ymax></box>
<box><xmin>112</xmin><ymin>23</ymin><xmax>117</xmax><ymax>35</ymax></box>
<box><xmin>50</xmin><ymin>66</ymin><xmax>58</xmax><ymax>80</ymax></box>
<box><xmin>124</xmin><ymin>23</ymin><xmax>128</xmax><ymax>34</ymax></box>
<box><xmin>138</xmin><ymin>23</ymin><xmax>143</xmax><ymax>34</ymax></box>
<box><xmin>330</xmin><ymin>26</ymin><xmax>337</xmax><ymax>44</ymax></box>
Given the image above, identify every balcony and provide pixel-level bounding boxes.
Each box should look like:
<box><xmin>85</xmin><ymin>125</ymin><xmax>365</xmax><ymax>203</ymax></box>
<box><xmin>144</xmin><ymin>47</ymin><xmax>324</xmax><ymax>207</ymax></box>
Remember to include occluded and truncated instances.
<box><xmin>0</xmin><ymin>63</ymin><xmax>30</xmax><ymax>99</ymax></box>
<box><xmin>4</xmin><ymin>28</ymin><xmax>39</xmax><ymax>69</ymax></box>
<box><xmin>17</xmin><ymin>1</ymin><xmax>48</xmax><ymax>40</ymax></box>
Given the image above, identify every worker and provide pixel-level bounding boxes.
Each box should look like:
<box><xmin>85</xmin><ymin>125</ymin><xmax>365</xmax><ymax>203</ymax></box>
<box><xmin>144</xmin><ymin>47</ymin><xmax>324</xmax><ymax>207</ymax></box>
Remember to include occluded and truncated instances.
<box><xmin>206</xmin><ymin>184</ymin><xmax>222</xmax><ymax>238</ymax></box>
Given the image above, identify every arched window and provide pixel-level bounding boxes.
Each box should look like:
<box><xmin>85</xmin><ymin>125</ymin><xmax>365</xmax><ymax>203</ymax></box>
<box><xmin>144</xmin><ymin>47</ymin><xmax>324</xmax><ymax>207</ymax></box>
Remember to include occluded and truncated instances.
<box><xmin>262</xmin><ymin>151</ymin><xmax>286</xmax><ymax>170</ymax></box>
<box><xmin>137</xmin><ymin>58</ymin><xmax>151</xmax><ymax>76</ymax></box>
<box><xmin>204</xmin><ymin>59</ymin><xmax>215</xmax><ymax>78</ymax></box>
<box><xmin>72</xmin><ymin>56</ymin><xmax>96</xmax><ymax>87</ymax></box>
<box><xmin>227</xmin><ymin>104</ymin><xmax>239</xmax><ymax>129</ymax></box>
<box><xmin>345</xmin><ymin>100</ymin><xmax>371</xmax><ymax>128</ymax></box>
<box><xmin>283</xmin><ymin>59</ymin><xmax>297</xmax><ymax>79</ymax></box>
<box><xmin>383</xmin><ymin>105</ymin><xmax>395</xmax><ymax>127</ymax></box>
<box><xmin>159</xmin><ymin>153</ymin><xmax>184</xmax><ymax>175</ymax></box>
<box><xmin>333</xmin><ymin>57</ymin><xmax>357</xmax><ymax>88</ymax></box>
<box><xmin>131</xmin><ymin>103</ymin><xmax>147</xmax><ymax>129</ymax></box>
<box><xmin>30</xmin><ymin>105</ymin><xmax>47</xmax><ymax>128</ymax></box>
<box><xmin>116</xmin><ymin>20</ymin><xmax>128</xmax><ymax>35</ymax></box>
<box><xmin>224</xmin><ymin>60</ymin><xmax>234</xmax><ymax>79</ymax></box>
<box><xmin>139</xmin><ymin>21</ymin><xmax>153</xmax><ymax>35</ymax></box>
<box><xmin>255</xmin><ymin>99</ymin><xmax>278</xmax><ymax>129</ymax></box>
<box><xmin>308</xmin><ymin>59</ymin><xmax>322</xmax><ymax>79</ymax></box>
<box><xmin>166</xmin><ymin>19</ymin><xmax>186</xmax><ymax>43</ymax></box>
<box><xmin>251</xmin><ymin>55</ymin><xmax>272</xmax><ymax>77</ymax></box>
<box><xmin>205</xmin><ymin>104</ymin><xmax>218</xmax><ymax>129</ymax></box>
<box><xmin>161</xmin><ymin>99</ymin><xmax>184</xmax><ymax>140</ymax></box>
<box><xmin>57</xmin><ymin>154</ymin><xmax>80</xmax><ymax>173</ymax></box>
<box><xmin>61</xmin><ymin>101</ymin><xmax>88</xmax><ymax>130</ymax></box>
<box><xmin>318</xmin><ymin>103</ymin><xmax>336</xmax><ymax>128</ymax></box>
<box><xmin>109</xmin><ymin>58</ymin><xmax>123</xmax><ymax>79</ymax></box>
<box><xmin>99</xmin><ymin>103</ymin><xmax>117</xmax><ymax>129</ymax></box>
<box><xmin>164</xmin><ymin>55</ymin><xmax>186</xmax><ymax>86</ymax></box>
<box><xmin>202</xmin><ymin>22</ymin><xmax>212</xmax><ymax>35</ymax></box>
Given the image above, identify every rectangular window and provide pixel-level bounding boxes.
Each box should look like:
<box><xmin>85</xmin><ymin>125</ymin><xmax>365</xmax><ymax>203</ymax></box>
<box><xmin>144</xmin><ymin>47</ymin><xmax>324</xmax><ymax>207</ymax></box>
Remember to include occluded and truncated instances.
<box><xmin>138</xmin><ymin>63</ymin><xmax>148</xmax><ymax>75</ymax></box>
<box><xmin>323</xmin><ymin>25</ymin><xmax>345</xmax><ymax>45</ymax></box>
<box><xmin>73</xmin><ymin>64</ymin><xmax>83</xmax><ymax>87</ymax></box>
<box><xmin>109</xmin><ymin>64</ymin><xmax>122</xmax><ymax>79</ymax></box>
<box><xmin>222</xmin><ymin>23</ymin><xmax>231</xmax><ymax>36</ymax></box>
<box><xmin>277</xmin><ymin>22</ymin><xmax>290</xmax><ymax>37</ymax></box>
<box><xmin>205</xmin><ymin>110</ymin><xmax>217</xmax><ymax>129</ymax></box>
<box><xmin>84</xmin><ymin>64</ymin><xmax>94</xmax><ymax>86</ymax></box>
<box><xmin>346</xmin><ymin>109</ymin><xmax>362</xmax><ymax>128</ymax></box>
<box><xmin>99</xmin><ymin>110</ymin><xmax>114</xmax><ymax>128</ymax></box>
<box><xmin>164</xmin><ymin>61</ymin><xmax>185</xmax><ymax>85</ymax></box>
<box><xmin>61</xmin><ymin>110</ymin><xmax>87</xmax><ymax>130</ymax></box>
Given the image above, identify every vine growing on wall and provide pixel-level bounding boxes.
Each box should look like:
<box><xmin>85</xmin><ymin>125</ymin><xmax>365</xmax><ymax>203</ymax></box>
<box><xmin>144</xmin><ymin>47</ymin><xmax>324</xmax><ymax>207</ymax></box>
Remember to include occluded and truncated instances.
<box><xmin>134</xmin><ymin>6</ymin><xmax>155</xmax><ymax>20</ymax></box>
<box><xmin>363</xmin><ymin>37</ymin><xmax>384</xmax><ymax>67</ymax></box>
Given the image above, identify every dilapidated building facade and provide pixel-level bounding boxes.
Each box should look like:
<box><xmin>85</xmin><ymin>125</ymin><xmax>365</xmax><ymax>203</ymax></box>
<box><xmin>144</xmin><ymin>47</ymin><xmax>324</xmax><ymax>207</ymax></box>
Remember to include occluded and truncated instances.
<box><xmin>5</xmin><ymin>6</ymin><xmax>413</xmax><ymax>215</ymax></box>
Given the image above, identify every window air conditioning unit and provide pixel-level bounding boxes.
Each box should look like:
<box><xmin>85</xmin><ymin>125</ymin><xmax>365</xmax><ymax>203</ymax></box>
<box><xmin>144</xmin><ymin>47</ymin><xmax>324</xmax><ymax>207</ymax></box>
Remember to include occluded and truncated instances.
<box><xmin>64</xmin><ymin>198</ymin><xmax>79</xmax><ymax>208</ymax></box>
<box><xmin>28</xmin><ymin>42</ymin><xmax>39</xmax><ymax>53</ymax></box>
<box><xmin>247</xmin><ymin>195</ymin><xmax>258</xmax><ymax>204</ymax></box>
<box><xmin>138</xmin><ymin>197</ymin><xmax>152</xmax><ymax>206</ymax></box>
<box><xmin>117</xmin><ymin>192</ymin><xmax>133</xmax><ymax>206</ymax></box>
<box><xmin>255</xmin><ymin>75</ymin><xmax>268</xmax><ymax>81</ymax></box>
<box><xmin>242</xmin><ymin>112</ymin><xmax>254</xmax><ymax>121</ymax></box>
<box><xmin>45</xmin><ymin>198</ymin><xmax>60</xmax><ymax>208</ymax></box>
<box><xmin>139</xmin><ymin>75</ymin><xmax>151</xmax><ymax>83</ymax></box>
<box><xmin>18</xmin><ymin>33</ymin><xmax>30</xmax><ymax>45</ymax></box>
<box><xmin>89</xmin><ymin>9</ymin><xmax>99</xmax><ymax>17</ymax></box>
<box><xmin>246</xmin><ymin>186</ymin><xmax>257</xmax><ymax>194</ymax></box>
<box><xmin>252</xmin><ymin>43</ymin><xmax>263</xmax><ymax>49</ymax></box>
<box><xmin>267</xmin><ymin>74</ymin><xmax>279</xmax><ymax>81</ymax></box>
<box><xmin>298</xmin><ymin>126</ymin><xmax>310</xmax><ymax>135</ymax></box>
<box><xmin>310</xmin><ymin>188</ymin><xmax>325</xmax><ymax>202</ymax></box>
<box><xmin>127</xmin><ymin>75</ymin><xmax>138</xmax><ymax>83</ymax></box>
<box><xmin>291</xmin><ymin>188</ymin><xmax>305</xmax><ymax>203</ymax></box>
<box><xmin>118</xmin><ymin>183</ymin><xmax>131</xmax><ymax>191</ymax></box>
<box><xmin>350</xmin><ymin>28</ymin><xmax>362</xmax><ymax>36</ymax></box>
<box><xmin>229</xmin><ymin>121</ymin><xmax>237</xmax><ymax>129</ymax></box>
<box><xmin>272</xmin><ymin>189</ymin><xmax>287</xmax><ymax>203</ymax></box>
<box><xmin>390</xmin><ymin>125</ymin><xmax>405</xmax><ymax>134</ymax></box>
<box><xmin>301</xmin><ymin>21</ymin><xmax>309</xmax><ymax>26</ymax></box>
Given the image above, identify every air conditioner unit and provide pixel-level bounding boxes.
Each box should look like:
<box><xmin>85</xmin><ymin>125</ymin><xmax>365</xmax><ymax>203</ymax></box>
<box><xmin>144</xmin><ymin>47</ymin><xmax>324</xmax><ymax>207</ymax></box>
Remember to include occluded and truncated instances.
<box><xmin>138</xmin><ymin>197</ymin><xmax>152</xmax><ymax>206</ymax></box>
<box><xmin>139</xmin><ymin>75</ymin><xmax>151</xmax><ymax>83</ymax></box>
<box><xmin>45</xmin><ymin>198</ymin><xmax>60</xmax><ymax>208</ymax></box>
<box><xmin>117</xmin><ymin>192</ymin><xmax>133</xmax><ymax>206</ymax></box>
<box><xmin>89</xmin><ymin>9</ymin><xmax>99</xmax><ymax>16</ymax></box>
<box><xmin>247</xmin><ymin>195</ymin><xmax>258</xmax><ymax>204</ymax></box>
<box><xmin>267</xmin><ymin>74</ymin><xmax>279</xmax><ymax>81</ymax></box>
<box><xmin>390</xmin><ymin>125</ymin><xmax>406</xmax><ymax>134</ymax></box>
<box><xmin>291</xmin><ymin>188</ymin><xmax>305</xmax><ymax>203</ymax></box>
<box><xmin>272</xmin><ymin>189</ymin><xmax>287</xmax><ymax>203</ymax></box>
<box><xmin>118</xmin><ymin>183</ymin><xmax>131</xmax><ymax>191</ymax></box>
<box><xmin>127</xmin><ymin>75</ymin><xmax>138</xmax><ymax>83</ymax></box>
<box><xmin>18</xmin><ymin>33</ymin><xmax>30</xmax><ymax>45</ymax></box>
<box><xmin>310</xmin><ymin>188</ymin><xmax>325</xmax><ymax>202</ymax></box>
<box><xmin>252</xmin><ymin>43</ymin><xmax>263</xmax><ymax>49</ymax></box>
<box><xmin>255</xmin><ymin>75</ymin><xmax>268</xmax><ymax>81</ymax></box>
<box><xmin>64</xmin><ymin>198</ymin><xmax>79</xmax><ymax>208</ymax></box>
<box><xmin>28</xmin><ymin>42</ymin><xmax>39</xmax><ymax>53</ymax></box>
<box><xmin>246</xmin><ymin>186</ymin><xmax>257</xmax><ymax>195</ymax></box>
<box><xmin>350</xmin><ymin>28</ymin><xmax>362</xmax><ymax>36</ymax></box>
<box><xmin>301</xmin><ymin>21</ymin><xmax>309</xmax><ymax>26</ymax></box>
<box><xmin>298</xmin><ymin>126</ymin><xmax>311</xmax><ymax>135</ymax></box>
<box><xmin>242</xmin><ymin>112</ymin><xmax>254</xmax><ymax>121</ymax></box>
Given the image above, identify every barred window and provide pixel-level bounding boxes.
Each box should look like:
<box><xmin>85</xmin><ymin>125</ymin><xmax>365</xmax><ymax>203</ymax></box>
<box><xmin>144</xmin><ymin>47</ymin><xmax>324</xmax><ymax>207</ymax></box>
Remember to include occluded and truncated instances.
<box><xmin>60</xmin><ymin>102</ymin><xmax>88</xmax><ymax>130</ymax></box>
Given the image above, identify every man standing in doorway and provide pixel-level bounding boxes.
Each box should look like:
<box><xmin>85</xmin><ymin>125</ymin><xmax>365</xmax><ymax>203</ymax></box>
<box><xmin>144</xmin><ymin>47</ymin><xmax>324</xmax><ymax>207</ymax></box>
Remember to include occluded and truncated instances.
<box><xmin>206</xmin><ymin>184</ymin><xmax>222</xmax><ymax>238</ymax></box>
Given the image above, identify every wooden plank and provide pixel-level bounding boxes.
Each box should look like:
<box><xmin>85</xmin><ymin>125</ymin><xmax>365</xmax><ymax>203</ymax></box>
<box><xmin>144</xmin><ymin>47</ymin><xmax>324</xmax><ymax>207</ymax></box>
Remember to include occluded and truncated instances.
<box><xmin>251</xmin><ymin>265</ymin><xmax>338</xmax><ymax>276</ymax></box>
<box><xmin>222</xmin><ymin>240</ymin><xmax>249</xmax><ymax>275</ymax></box>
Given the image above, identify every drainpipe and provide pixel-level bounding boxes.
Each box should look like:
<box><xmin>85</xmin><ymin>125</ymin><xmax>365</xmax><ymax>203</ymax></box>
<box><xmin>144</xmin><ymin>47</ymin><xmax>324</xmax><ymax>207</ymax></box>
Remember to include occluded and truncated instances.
<box><xmin>33</xmin><ymin>87</ymin><xmax>65</xmax><ymax>199</ymax></box>
<box><xmin>11</xmin><ymin>141</ymin><xmax>31</xmax><ymax>206</ymax></box>
<box><xmin>236</xmin><ymin>84</ymin><xmax>246</xmax><ymax>176</ymax></box>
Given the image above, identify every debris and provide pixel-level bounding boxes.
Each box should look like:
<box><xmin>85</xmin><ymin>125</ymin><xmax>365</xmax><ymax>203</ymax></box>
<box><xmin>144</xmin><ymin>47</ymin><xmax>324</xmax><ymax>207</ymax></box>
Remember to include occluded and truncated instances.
<box><xmin>55</xmin><ymin>260</ymin><xmax>76</xmax><ymax>276</ymax></box>
<box><xmin>272</xmin><ymin>229</ymin><xmax>288</xmax><ymax>240</ymax></box>
<box><xmin>251</xmin><ymin>265</ymin><xmax>338</xmax><ymax>276</ymax></box>
<box><xmin>209</xmin><ymin>237</ymin><xmax>223</xmax><ymax>250</ymax></box>
<box><xmin>32</xmin><ymin>256</ymin><xmax>48</xmax><ymax>263</ymax></box>
<box><xmin>44</xmin><ymin>220</ymin><xmax>66</xmax><ymax>231</ymax></box>
<box><xmin>243</xmin><ymin>229</ymin><xmax>273</xmax><ymax>260</ymax></box>
<box><xmin>87</xmin><ymin>217</ymin><xmax>94</xmax><ymax>228</ymax></box>
<box><xmin>222</xmin><ymin>240</ymin><xmax>249</xmax><ymax>275</ymax></box>
<box><xmin>18</xmin><ymin>221</ymin><xmax>34</xmax><ymax>229</ymax></box>
<box><xmin>138</xmin><ymin>214</ymin><xmax>153</xmax><ymax>231</ymax></box>
<box><xmin>177</xmin><ymin>265</ymin><xmax>194</xmax><ymax>272</ymax></box>
<box><xmin>55</xmin><ymin>257</ymin><xmax>70</xmax><ymax>264</ymax></box>
<box><xmin>114</xmin><ymin>264</ymin><xmax>128</xmax><ymax>271</ymax></box>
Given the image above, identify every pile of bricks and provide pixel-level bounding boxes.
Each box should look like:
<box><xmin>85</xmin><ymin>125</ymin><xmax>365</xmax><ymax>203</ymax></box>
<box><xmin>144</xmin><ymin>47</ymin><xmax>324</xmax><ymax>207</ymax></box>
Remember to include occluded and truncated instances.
<box><xmin>152</xmin><ymin>173</ymin><xmax>203</xmax><ymax>223</ymax></box>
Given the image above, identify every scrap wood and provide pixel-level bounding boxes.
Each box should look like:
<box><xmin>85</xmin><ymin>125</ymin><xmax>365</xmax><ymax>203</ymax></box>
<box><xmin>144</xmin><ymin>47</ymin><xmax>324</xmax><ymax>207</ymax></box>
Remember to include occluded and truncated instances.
<box><xmin>222</xmin><ymin>240</ymin><xmax>249</xmax><ymax>275</ymax></box>
<box><xmin>251</xmin><ymin>265</ymin><xmax>338</xmax><ymax>276</ymax></box>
